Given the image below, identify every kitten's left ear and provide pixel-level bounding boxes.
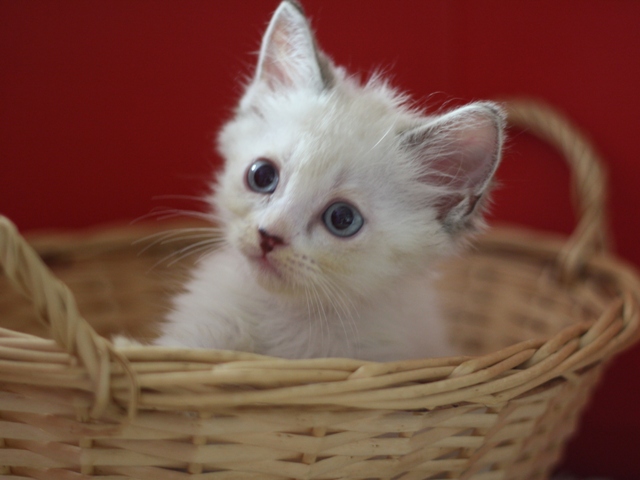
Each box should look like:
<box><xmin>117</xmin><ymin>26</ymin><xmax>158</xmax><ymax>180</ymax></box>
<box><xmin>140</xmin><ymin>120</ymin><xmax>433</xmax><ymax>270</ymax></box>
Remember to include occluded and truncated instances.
<box><xmin>402</xmin><ymin>102</ymin><xmax>506</xmax><ymax>233</ymax></box>
<box><xmin>243</xmin><ymin>1</ymin><xmax>331</xmax><ymax>107</ymax></box>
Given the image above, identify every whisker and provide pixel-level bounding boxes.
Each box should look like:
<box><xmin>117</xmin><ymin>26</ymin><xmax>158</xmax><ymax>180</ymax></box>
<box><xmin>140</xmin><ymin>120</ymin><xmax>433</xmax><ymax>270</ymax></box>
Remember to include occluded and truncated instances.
<box><xmin>315</xmin><ymin>276</ymin><xmax>358</xmax><ymax>356</ymax></box>
<box><xmin>158</xmin><ymin>233</ymin><xmax>223</xmax><ymax>246</ymax></box>
<box><xmin>328</xmin><ymin>275</ymin><xmax>360</xmax><ymax>321</ymax></box>
<box><xmin>310</xmin><ymin>282</ymin><xmax>328</xmax><ymax>357</ymax></box>
<box><xmin>166</xmin><ymin>243</ymin><xmax>221</xmax><ymax>267</ymax></box>
<box><xmin>303</xmin><ymin>284</ymin><xmax>316</xmax><ymax>356</ymax></box>
<box><xmin>314</xmin><ymin>278</ymin><xmax>349</xmax><ymax>354</ymax></box>
<box><xmin>156</xmin><ymin>210</ymin><xmax>218</xmax><ymax>222</ymax></box>
<box><xmin>133</xmin><ymin>208</ymin><xmax>218</xmax><ymax>224</ymax></box>
<box><xmin>329</xmin><ymin>279</ymin><xmax>361</xmax><ymax>347</ymax></box>
<box><xmin>148</xmin><ymin>238</ymin><xmax>224</xmax><ymax>271</ymax></box>
<box><xmin>165</xmin><ymin>238</ymin><xmax>224</xmax><ymax>259</ymax></box>
<box><xmin>368</xmin><ymin>120</ymin><xmax>397</xmax><ymax>152</ymax></box>
<box><xmin>152</xmin><ymin>194</ymin><xmax>210</xmax><ymax>203</ymax></box>
<box><xmin>134</xmin><ymin>227</ymin><xmax>223</xmax><ymax>255</ymax></box>
<box><xmin>134</xmin><ymin>228</ymin><xmax>222</xmax><ymax>245</ymax></box>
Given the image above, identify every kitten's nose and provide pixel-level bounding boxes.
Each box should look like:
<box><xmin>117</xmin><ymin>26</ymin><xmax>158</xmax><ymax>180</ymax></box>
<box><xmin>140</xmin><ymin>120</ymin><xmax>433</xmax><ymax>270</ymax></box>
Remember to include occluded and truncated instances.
<box><xmin>258</xmin><ymin>228</ymin><xmax>285</xmax><ymax>255</ymax></box>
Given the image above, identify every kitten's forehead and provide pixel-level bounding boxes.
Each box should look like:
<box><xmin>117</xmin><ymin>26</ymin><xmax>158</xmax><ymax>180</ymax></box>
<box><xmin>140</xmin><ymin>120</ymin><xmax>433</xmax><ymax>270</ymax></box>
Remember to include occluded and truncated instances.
<box><xmin>274</xmin><ymin>90</ymin><xmax>407</xmax><ymax>175</ymax></box>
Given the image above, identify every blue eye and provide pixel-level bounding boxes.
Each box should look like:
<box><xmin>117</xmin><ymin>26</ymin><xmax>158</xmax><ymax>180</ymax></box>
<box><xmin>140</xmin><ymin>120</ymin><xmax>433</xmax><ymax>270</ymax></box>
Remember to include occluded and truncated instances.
<box><xmin>323</xmin><ymin>202</ymin><xmax>364</xmax><ymax>237</ymax></box>
<box><xmin>247</xmin><ymin>158</ymin><xmax>278</xmax><ymax>193</ymax></box>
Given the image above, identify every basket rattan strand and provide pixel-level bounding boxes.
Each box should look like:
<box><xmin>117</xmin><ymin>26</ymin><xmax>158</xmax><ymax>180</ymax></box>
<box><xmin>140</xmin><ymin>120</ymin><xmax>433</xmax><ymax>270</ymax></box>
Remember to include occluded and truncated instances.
<box><xmin>0</xmin><ymin>100</ymin><xmax>639</xmax><ymax>480</ymax></box>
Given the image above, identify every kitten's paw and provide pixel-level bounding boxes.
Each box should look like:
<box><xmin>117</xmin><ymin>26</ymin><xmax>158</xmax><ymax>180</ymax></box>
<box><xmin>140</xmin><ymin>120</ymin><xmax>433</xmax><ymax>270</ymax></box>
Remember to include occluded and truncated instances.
<box><xmin>111</xmin><ymin>334</ymin><xmax>144</xmax><ymax>348</ymax></box>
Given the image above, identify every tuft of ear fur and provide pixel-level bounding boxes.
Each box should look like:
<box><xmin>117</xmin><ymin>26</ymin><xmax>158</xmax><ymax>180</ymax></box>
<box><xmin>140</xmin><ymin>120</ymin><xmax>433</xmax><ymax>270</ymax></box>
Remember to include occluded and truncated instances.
<box><xmin>242</xmin><ymin>1</ymin><xmax>331</xmax><ymax>110</ymax></box>
<box><xmin>402</xmin><ymin>102</ymin><xmax>505</xmax><ymax>234</ymax></box>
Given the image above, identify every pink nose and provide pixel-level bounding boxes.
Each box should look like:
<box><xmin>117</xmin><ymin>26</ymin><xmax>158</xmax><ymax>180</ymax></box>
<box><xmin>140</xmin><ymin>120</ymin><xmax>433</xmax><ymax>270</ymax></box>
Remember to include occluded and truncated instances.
<box><xmin>259</xmin><ymin>228</ymin><xmax>285</xmax><ymax>254</ymax></box>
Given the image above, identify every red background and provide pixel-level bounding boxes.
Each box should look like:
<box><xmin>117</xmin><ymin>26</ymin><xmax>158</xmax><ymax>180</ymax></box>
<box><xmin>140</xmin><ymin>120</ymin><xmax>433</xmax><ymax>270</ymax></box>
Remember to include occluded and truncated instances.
<box><xmin>1</xmin><ymin>2</ymin><xmax>639</xmax><ymax>477</ymax></box>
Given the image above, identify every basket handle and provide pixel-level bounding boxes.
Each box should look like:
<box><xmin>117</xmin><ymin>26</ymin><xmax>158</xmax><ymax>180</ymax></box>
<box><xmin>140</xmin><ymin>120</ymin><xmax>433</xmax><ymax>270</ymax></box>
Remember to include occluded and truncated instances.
<box><xmin>504</xmin><ymin>99</ymin><xmax>609</xmax><ymax>280</ymax></box>
<box><xmin>0</xmin><ymin>216</ymin><xmax>136</xmax><ymax>419</ymax></box>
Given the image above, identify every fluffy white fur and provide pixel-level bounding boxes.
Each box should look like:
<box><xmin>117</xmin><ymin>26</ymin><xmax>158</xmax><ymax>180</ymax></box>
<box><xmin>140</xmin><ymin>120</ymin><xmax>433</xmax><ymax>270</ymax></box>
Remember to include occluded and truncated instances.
<box><xmin>154</xmin><ymin>1</ymin><xmax>505</xmax><ymax>361</ymax></box>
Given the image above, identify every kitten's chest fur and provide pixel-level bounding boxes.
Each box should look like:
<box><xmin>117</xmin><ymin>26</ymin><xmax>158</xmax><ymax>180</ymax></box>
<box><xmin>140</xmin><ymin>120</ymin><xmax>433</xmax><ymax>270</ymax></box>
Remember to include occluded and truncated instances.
<box><xmin>159</xmin><ymin>247</ymin><xmax>455</xmax><ymax>361</ymax></box>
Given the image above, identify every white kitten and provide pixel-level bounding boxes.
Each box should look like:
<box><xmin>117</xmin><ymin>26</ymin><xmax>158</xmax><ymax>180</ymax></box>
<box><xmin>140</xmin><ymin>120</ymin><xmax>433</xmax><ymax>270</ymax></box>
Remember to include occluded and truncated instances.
<box><xmin>154</xmin><ymin>1</ymin><xmax>505</xmax><ymax>361</ymax></box>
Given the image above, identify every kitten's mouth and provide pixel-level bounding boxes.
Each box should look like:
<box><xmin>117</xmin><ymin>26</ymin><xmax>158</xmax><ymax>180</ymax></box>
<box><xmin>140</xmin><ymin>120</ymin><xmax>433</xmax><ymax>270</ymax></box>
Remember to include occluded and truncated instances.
<box><xmin>248</xmin><ymin>253</ymin><xmax>284</xmax><ymax>280</ymax></box>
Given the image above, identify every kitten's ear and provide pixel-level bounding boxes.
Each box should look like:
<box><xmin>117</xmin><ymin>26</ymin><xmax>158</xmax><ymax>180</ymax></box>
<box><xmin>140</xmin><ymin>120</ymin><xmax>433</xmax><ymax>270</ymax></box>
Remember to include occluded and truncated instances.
<box><xmin>402</xmin><ymin>102</ymin><xmax>505</xmax><ymax>233</ymax></box>
<box><xmin>246</xmin><ymin>1</ymin><xmax>329</xmax><ymax>101</ymax></box>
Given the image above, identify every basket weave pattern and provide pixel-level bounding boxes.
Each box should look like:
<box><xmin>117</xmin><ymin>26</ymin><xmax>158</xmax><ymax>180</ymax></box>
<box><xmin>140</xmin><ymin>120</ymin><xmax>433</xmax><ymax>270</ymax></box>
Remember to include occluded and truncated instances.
<box><xmin>0</xmin><ymin>101</ymin><xmax>639</xmax><ymax>479</ymax></box>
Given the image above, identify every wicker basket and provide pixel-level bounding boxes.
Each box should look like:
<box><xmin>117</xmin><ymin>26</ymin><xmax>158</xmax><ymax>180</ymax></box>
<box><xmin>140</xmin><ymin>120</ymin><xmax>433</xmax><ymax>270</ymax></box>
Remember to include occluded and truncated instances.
<box><xmin>1</xmin><ymin>100</ymin><xmax>639</xmax><ymax>480</ymax></box>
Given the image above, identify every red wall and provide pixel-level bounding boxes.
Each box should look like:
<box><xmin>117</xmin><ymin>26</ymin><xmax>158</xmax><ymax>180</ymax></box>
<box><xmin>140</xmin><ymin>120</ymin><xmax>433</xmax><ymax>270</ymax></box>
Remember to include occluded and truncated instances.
<box><xmin>2</xmin><ymin>2</ymin><xmax>639</xmax><ymax>477</ymax></box>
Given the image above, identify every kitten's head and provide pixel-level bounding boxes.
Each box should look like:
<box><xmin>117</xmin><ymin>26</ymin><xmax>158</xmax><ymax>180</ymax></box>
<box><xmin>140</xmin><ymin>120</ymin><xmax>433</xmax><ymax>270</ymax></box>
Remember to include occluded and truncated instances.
<box><xmin>212</xmin><ymin>1</ymin><xmax>505</xmax><ymax>301</ymax></box>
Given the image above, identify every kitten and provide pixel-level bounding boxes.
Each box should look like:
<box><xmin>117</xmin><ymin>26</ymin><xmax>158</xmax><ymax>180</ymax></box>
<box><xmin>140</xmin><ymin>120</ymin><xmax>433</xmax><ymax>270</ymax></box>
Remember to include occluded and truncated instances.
<box><xmin>153</xmin><ymin>1</ymin><xmax>505</xmax><ymax>361</ymax></box>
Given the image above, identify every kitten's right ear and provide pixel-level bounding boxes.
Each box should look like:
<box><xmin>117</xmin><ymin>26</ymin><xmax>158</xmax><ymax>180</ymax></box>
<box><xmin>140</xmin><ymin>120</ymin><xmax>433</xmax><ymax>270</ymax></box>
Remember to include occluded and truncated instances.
<box><xmin>241</xmin><ymin>1</ymin><xmax>328</xmax><ymax>108</ymax></box>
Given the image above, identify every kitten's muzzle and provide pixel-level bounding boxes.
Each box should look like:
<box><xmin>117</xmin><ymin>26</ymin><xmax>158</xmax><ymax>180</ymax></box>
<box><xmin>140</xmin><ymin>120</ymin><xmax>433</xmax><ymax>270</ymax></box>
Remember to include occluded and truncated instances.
<box><xmin>258</xmin><ymin>228</ymin><xmax>285</xmax><ymax>255</ymax></box>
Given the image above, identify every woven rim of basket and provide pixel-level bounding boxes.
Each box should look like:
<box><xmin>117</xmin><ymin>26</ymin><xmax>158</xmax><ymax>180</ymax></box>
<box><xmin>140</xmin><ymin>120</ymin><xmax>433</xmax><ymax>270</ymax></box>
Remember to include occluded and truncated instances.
<box><xmin>0</xmin><ymin>99</ymin><xmax>639</xmax><ymax>421</ymax></box>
